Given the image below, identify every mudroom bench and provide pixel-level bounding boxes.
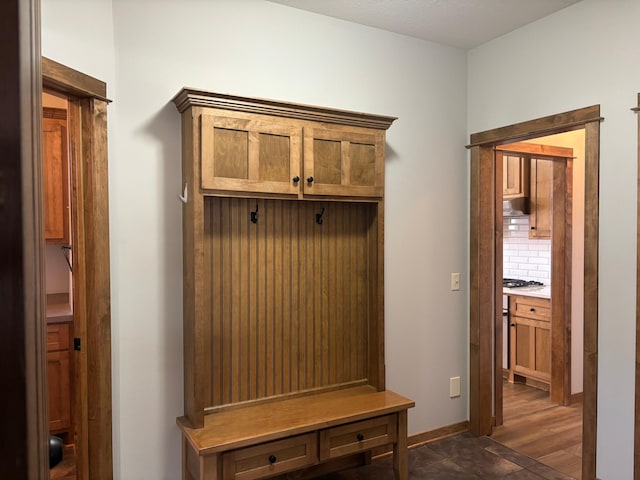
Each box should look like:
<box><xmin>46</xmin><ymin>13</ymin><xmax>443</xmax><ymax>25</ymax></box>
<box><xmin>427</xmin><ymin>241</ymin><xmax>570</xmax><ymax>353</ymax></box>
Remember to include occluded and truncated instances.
<box><xmin>179</xmin><ymin>386</ymin><xmax>414</xmax><ymax>480</ymax></box>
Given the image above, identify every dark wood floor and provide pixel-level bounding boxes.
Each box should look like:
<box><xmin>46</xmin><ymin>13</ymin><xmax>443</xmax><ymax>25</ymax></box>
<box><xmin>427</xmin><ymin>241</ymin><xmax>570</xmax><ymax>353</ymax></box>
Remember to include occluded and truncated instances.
<box><xmin>491</xmin><ymin>383</ymin><xmax>583</xmax><ymax>479</ymax></box>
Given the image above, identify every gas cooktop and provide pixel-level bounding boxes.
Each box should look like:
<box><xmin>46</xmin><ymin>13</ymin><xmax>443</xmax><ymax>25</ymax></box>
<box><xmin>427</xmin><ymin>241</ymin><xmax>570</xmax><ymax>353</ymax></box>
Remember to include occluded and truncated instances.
<box><xmin>503</xmin><ymin>278</ymin><xmax>544</xmax><ymax>288</ymax></box>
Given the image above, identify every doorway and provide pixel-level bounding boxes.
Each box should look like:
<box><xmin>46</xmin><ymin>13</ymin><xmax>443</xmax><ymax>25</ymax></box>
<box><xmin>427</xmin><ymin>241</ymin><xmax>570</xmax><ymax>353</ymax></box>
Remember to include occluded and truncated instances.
<box><xmin>468</xmin><ymin>105</ymin><xmax>601</xmax><ymax>480</ymax></box>
<box><xmin>42</xmin><ymin>57</ymin><xmax>113</xmax><ymax>480</ymax></box>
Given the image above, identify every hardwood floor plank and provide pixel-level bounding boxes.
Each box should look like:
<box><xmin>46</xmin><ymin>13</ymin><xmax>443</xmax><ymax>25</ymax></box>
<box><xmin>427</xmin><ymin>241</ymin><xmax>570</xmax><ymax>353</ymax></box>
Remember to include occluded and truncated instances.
<box><xmin>492</xmin><ymin>383</ymin><xmax>582</xmax><ymax>479</ymax></box>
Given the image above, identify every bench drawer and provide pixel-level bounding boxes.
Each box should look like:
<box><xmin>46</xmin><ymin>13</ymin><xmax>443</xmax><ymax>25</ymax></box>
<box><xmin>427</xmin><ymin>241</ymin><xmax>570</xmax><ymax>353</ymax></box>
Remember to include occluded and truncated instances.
<box><xmin>319</xmin><ymin>414</ymin><xmax>397</xmax><ymax>461</ymax></box>
<box><xmin>222</xmin><ymin>433</ymin><xmax>318</xmax><ymax>480</ymax></box>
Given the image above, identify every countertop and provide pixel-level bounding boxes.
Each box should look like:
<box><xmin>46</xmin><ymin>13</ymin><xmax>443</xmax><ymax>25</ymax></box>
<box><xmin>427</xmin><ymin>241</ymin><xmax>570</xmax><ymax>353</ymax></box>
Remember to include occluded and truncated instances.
<box><xmin>47</xmin><ymin>293</ymin><xmax>73</xmax><ymax>324</ymax></box>
<box><xmin>503</xmin><ymin>285</ymin><xmax>551</xmax><ymax>299</ymax></box>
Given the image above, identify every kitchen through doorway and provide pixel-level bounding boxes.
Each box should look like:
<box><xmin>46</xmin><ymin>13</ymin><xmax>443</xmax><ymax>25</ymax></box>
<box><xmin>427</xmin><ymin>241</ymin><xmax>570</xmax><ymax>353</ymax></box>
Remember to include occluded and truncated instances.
<box><xmin>468</xmin><ymin>104</ymin><xmax>601</xmax><ymax>480</ymax></box>
<box><xmin>492</xmin><ymin>132</ymin><xmax>585</xmax><ymax>479</ymax></box>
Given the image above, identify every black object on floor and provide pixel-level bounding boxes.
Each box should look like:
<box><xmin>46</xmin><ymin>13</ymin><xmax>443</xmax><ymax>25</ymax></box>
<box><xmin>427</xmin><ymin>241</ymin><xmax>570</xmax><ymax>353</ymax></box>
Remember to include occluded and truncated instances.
<box><xmin>49</xmin><ymin>435</ymin><xmax>64</xmax><ymax>469</ymax></box>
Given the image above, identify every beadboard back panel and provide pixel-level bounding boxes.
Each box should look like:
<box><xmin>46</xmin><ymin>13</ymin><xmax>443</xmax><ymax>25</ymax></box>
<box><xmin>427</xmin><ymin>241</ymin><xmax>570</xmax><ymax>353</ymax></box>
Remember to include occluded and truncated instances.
<box><xmin>203</xmin><ymin>197</ymin><xmax>379</xmax><ymax>408</ymax></box>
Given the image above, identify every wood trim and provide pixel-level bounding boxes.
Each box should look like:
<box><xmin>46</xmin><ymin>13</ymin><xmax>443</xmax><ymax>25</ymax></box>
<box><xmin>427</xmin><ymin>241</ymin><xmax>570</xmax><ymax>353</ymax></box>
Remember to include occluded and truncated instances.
<box><xmin>0</xmin><ymin>0</ymin><xmax>49</xmax><ymax>476</ymax></box>
<box><xmin>582</xmin><ymin>119</ymin><xmax>600</xmax><ymax>480</ymax></box>
<box><xmin>636</xmin><ymin>92</ymin><xmax>640</xmax><ymax>480</ymax></box>
<box><xmin>469</xmin><ymin>105</ymin><xmax>601</xmax><ymax>480</ymax></box>
<box><xmin>42</xmin><ymin>56</ymin><xmax>108</xmax><ymax>101</ymax></box>
<box><xmin>468</xmin><ymin>105</ymin><xmax>601</xmax><ymax>147</ymax></box>
<box><xmin>494</xmin><ymin>152</ymin><xmax>504</xmax><ymax>427</ymax></box>
<box><xmin>406</xmin><ymin>421</ymin><xmax>469</xmax><ymax>449</ymax></box>
<box><xmin>469</xmin><ymin>145</ymin><xmax>495</xmax><ymax>436</ymax></box>
<box><xmin>172</xmin><ymin>88</ymin><xmax>397</xmax><ymax>130</ymax></box>
<box><xmin>496</xmin><ymin>141</ymin><xmax>574</xmax><ymax>158</ymax></box>
<box><xmin>43</xmin><ymin>64</ymin><xmax>113</xmax><ymax>478</ymax></box>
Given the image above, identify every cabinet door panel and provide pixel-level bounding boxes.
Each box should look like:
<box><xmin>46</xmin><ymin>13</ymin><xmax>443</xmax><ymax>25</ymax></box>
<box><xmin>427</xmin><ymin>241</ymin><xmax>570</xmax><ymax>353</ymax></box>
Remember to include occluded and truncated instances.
<box><xmin>529</xmin><ymin>158</ymin><xmax>552</xmax><ymax>239</ymax></box>
<box><xmin>47</xmin><ymin>350</ymin><xmax>71</xmax><ymax>433</ymax></box>
<box><xmin>201</xmin><ymin>115</ymin><xmax>301</xmax><ymax>195</ymax></box>
<box><xmin>43</xmin><ymin>115</ymin><xmax>70</xmax><ymax>244</ymax></box>
<box><xmin>304</xmin><ymin>127</ymin><xmax>383</xmax><ymax>197</ymax></box>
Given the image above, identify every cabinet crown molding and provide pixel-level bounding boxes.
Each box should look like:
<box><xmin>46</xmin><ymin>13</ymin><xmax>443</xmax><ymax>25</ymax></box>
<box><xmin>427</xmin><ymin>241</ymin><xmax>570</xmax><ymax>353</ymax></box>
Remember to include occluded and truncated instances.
<box><xmin>172</xmin><ymin>87</ymin><xmax>397</xmax><ymax>130</ymax></box>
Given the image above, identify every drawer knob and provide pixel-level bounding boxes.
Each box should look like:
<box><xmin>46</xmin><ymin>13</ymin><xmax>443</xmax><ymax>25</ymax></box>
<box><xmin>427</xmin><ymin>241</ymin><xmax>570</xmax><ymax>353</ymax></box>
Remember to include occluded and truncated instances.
<box><xmin>268</xmin><ymin>455</ymin><xmax>277</xmax><ymax>464</ymax></box>
<box><xmin>530</xmin><ymin>308</ymin><xmax>536</xmax><ymax>312</ymax></box>
<box><xmin>307</xmin><ymin>176</ymin><xmax>314</xmax><ymax>184</ymax></box>
<box><xmin>356</xmin><ymin>433</ymin><xmax>365</xmax><ymax>442</ymax></box>
<box><xmin>292</xmin><ymin>176</ymin><xmax>300</xmax><ymax>183</ymax></box>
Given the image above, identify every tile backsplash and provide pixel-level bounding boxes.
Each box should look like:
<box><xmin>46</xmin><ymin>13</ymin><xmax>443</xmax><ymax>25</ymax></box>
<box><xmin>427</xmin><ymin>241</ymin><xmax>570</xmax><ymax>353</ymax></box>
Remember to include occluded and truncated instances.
<box><xmin>503</xmin><ymin>217</ymin><xmax>551</xmax><ymax>283</ymax></box>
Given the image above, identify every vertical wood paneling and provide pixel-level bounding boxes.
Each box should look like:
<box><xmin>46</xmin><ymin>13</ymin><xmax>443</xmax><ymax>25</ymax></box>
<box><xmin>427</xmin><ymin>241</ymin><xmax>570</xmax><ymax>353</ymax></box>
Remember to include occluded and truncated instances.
<box><xmin>204</xmin><ymin>198</ymin><xmax>374</xmax><ymax>407</ymax></box>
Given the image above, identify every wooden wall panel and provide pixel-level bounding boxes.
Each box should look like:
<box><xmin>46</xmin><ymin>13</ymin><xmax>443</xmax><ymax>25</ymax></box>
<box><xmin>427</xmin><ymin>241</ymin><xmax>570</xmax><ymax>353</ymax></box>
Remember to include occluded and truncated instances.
<box><xmin>204</xmin><ymin>198</ymin><xmax>374</xmax><ymax>407</ymax></box>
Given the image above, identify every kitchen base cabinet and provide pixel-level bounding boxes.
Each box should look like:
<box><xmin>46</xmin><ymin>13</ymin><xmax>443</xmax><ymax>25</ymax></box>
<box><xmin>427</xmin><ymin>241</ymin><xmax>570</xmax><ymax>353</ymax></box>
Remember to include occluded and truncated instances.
<box><xmin>47</xmin><ymin>322</ymin><xmax>72</xmax><ymax>439</ymax></box>
<box><xmin>179</xmin><ymin>386</ymin><xmax>413</xmax><ymax>480</ymax></box>
<box><xmin>508</xmin><ymin>296</ymin><xmax>551</xmax><ymax>387</ymax></box>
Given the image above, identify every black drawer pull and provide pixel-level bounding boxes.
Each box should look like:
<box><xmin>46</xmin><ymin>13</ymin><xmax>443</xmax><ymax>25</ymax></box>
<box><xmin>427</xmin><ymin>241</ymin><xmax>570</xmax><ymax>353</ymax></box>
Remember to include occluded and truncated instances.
<box><xmin>530</xmin><ymin>308</ymin><xmax>536</xmax><ymax>312</ymax></box>
<box><xmin>292</xmin><ymin>176</ymin><xmax>300</xmax><ymax>183</ymax></box>
<box><xmin>307</xmin><ymin>176</ymin><xmax>314</xmax><ymax>184</ymax></box>
<box><xmin>268</xmin><ymin>455</ymin><xmax>277</xmax><ymax>464</ymax></box>
<box><xmin>356</xmin><ymin>433</ymin><xmax>365</xmax><ymax>442</ymax></box>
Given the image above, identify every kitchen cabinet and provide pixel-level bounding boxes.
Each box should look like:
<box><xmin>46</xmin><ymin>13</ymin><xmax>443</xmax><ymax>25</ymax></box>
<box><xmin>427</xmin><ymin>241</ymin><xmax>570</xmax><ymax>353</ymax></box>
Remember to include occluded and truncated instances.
<box><xmin>502</xmin><ymin>153</ymin><xmax>530</xmax><ymax>199</ymax></box>
<box><xmin>42</xmin><ymin>108</ymin><xmax>70</xmax><ymax>244</ymax></box>
<box><xmin>47</xmin><ymin>322</ymin><xmax>71</xmax><ymax>437</ymax></box>
<box><xmin>529</xmin><ymin>158</ymin><xmax>553</xmax><ymax>239</ymax></box>
<box><xmin>173</xmin><ymin>88</ymin><xmax>412</xmax><ymax>480</ymax></box>
<box><xmin>509</xmin><ymin>295</ymin><xmax>551</xmax><ymax>387</ymax></box>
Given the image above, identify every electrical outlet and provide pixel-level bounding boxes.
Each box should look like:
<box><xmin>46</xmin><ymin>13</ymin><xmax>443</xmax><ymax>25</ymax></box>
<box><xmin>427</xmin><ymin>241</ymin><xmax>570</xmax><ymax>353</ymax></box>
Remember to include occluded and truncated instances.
<box><xmin>449</xmin><ymin>376</ymin><xmax>461</xmax><ymax>398</ymax></box>
<box><xmin>451</xmin><ymin>273</ymin><xmax>460</xmax><ymax>291</ymax></box>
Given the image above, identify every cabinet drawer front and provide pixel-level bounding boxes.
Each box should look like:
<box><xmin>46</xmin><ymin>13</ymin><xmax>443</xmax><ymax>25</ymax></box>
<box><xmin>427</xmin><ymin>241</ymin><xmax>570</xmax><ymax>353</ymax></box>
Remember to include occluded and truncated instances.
<box><xmin>514</xmin><ymin>300</ymin><xmax>550</xmax><ymax>320</ymax></box>
<box><xmin>47</xmin><ymin>323</ymin><xmax>70</xmax><ymax>352</ymax></box>
<box><xmin>222</xmin><ymin>433</ymin><xmax>317</xmax><ymax>480</ymax></box>
<box><xmin>319</xmin><ymin>415</ymin><xmax>397</xmax><ymax>461</ymax></box>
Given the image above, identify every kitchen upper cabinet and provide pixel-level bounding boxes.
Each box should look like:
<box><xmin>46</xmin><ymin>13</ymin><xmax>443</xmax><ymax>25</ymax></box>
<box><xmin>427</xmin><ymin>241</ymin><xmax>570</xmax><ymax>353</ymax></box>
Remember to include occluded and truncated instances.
<box><xmin>43</xmin><ymin>109</ymin><xmax>70</xmax><ymax>244</ymax></box>
<box><xmin>509</xmin><ymin>295</ymin><xmax>551</xmax><ymax>386</ymax></box>
<box><xmin>303</xmin><ymin>126</ymin><xmax>384</xmax><ymax>197</ymax></box>
<box><xmin>502</xmin><ymin>153</ymin><xmax>530</xmax><ymax>199</ymax></box>
<box><xmin>200</xmin><ymin>114</ymin><xmax>302</xmax><ymax>195</ymax></box>
<box><xmin>529</xmin><ymin>158</ymin><xmax>553</xmax><ymax>239</ymax></box>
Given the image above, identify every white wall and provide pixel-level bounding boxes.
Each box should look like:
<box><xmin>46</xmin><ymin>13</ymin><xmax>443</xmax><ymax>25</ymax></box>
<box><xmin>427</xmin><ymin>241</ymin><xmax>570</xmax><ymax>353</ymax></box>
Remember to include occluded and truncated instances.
<box><xmin>43</xmin><ymin>1</ymin><xmax>469</xmax><ymax>478</ymax></box>
<box><xmin>469</xmin><ymin>1</ymin><xmax>639</xmax><ymax>477</ymax></box>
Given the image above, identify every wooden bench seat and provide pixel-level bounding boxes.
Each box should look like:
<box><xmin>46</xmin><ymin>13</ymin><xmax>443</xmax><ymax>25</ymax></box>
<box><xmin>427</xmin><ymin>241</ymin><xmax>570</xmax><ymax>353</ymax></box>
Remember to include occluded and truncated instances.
<box><xmin>179</xmin><ymin>386</ymin><xmax>414</xmax><ymax>480</ymax></box>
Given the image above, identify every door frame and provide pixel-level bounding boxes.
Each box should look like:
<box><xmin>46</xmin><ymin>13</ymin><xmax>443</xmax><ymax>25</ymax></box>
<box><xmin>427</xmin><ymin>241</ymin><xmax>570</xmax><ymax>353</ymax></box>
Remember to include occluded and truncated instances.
<box><xmin>634</xmin><ymin>93</ymin><xmax>640</xmax><ymax>480</ymax></box>
<box><xmin>468</xmin><ymin>105</ymin><xmax>601</xmax><ymax>480</ymax></box>
<box><xmin>42</xmin><ymin>57</ymin><xmax>113</xmax><ymax>479</ymax></box>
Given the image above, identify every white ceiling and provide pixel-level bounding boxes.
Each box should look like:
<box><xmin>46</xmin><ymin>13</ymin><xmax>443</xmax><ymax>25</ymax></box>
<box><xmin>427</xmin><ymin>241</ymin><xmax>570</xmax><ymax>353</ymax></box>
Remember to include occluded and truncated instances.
<box><xmin>268</xmin><ymin>0</ymin><xmax>581</xmax><ymax>49</ymax></box>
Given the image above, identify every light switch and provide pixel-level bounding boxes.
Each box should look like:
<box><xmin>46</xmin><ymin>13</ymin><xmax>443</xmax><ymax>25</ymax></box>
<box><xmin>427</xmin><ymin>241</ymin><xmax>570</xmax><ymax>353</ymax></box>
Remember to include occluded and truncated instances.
<box><xmin>451</xmin><ymin>273</ymin><xmax>460</xmax><ymax>291</ymax></box>
<box><xmin>450</xmin><ymin>376</ymin><xmax>461</xmax><ymax>398</ymax></box>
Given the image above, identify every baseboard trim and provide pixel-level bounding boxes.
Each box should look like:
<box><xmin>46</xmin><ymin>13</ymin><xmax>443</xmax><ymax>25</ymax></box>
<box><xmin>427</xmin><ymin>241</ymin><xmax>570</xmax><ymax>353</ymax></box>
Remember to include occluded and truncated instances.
<box><xmin>570</xmin><ymin>392</ymin><xmax>583</xmax><ymax>404</ymax></box>
<box><xmin>372</xmin><ymin>420</ymin><xmax>469</xmax><ymax>458</ymax></box>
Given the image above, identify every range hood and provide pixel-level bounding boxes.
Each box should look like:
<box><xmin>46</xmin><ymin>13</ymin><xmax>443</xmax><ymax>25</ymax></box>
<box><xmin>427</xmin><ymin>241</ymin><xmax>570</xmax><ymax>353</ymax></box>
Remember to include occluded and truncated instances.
<box><xmin>503</xmin><ymin>197</ymin><xmax>529</xmax><ymax>217</ymax></box>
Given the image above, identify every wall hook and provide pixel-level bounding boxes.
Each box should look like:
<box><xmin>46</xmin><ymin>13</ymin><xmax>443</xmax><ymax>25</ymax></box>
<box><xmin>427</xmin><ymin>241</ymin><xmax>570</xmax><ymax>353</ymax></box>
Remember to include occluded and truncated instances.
<box><xmin>250</xmin><ymin>203</ymin><xmax>259</xmax><ymax>224</ymax></box>
<box><xmin>315</xmin><ymin>207</ymin><xmax>325</xmax><ymax>225</ymax></box>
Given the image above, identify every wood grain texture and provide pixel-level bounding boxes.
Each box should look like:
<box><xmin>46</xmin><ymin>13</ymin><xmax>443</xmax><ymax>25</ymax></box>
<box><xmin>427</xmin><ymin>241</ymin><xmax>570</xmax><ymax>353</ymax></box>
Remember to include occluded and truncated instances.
<box><xmin>173</xmin><ymin>88</ymin><xmax>397</xmax><ymax>130</ymax></box>
<box><xmin>204</xmin><ymin>198</ymin><xmax>375</xmax><ymax>407</ymax></box>
<box><xmin>42</xmin><ymin>116</ymin><xmax>70</xmax><ymax>243</ymax></box>
<box><xmin>494</xmin><ymin>153</ymin><xmax>504</xmax><ymax>426</ymax></box>
<box><xmin>42</xmin><ymin>56</ymin><xmax>108</xmax><ymax>101</ymax></box>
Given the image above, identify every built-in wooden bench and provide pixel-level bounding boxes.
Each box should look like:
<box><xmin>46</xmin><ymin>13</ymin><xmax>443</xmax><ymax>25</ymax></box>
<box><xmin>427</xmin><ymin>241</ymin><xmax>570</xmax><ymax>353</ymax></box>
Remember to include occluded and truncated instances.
<box><xmin>179</xmin><ymin>386</ymin><xmax>414</xmax><ymax>480</ymax></box>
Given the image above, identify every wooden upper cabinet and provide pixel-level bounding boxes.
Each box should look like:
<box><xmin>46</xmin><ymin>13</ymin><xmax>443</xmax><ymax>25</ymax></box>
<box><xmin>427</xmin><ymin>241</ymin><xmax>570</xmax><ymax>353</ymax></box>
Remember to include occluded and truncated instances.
<box><xmin>304</xmin><ymin>126</ymin><xmax>384</xmax><ymax>197</ymax></box>
<box><xmin>529</xmin><ymin>158</ymin><xmax>552</xmax><ymax>239</ymax></box>
<box><xmin>502</xmin><ymin>153</ymin><xmax>530</xmax><ymax>199</ymax></box>
<box><xmin>42</xmin><ymin>110</ymin><xmax>70</xmax><ymax>244</ymax></box>
<box><xmin>200</xmin><ymin>114</ymin><xmax>302</xmax><ymax>195</ymax></box>
<box><xmin>174</xmin><ymin>88</ymin><xmax>396</xmax><ymax>200</ymax></box>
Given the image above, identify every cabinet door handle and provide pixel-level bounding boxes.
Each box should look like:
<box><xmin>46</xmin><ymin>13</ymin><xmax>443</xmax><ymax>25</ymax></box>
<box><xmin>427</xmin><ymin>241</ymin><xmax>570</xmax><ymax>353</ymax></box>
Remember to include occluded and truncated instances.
<box><xmin>268</xmin><ymin>455</ymin><xmax>277</xmax><ymax>464</ymax></box>
<box><xmin>292</xmin><ymin>176</ymin><xmax>300</xmax><ymax>183</ymax></box>
<box><xmin>307</xmin><ymin>176</ymin><xmax>314</xmax><ymax>184</ymax></box>
<box><xmin>510</xmin><ymin>323</ymin><xmax>515</xmax><ymax>327</ymax></box>
<box><xmin>530</xmin><ymin>226</ymin><xmax>536</xmax><ymax>230</ymax></box>
<box><xmin>530</xmin><ymin>308</ymin><xmax>536</xmax><ymax>312</ymax></box>
<box><xmin>356</xmin><ymin>433</ymin><xmax>365</xmax><ymax>442</ymax></box>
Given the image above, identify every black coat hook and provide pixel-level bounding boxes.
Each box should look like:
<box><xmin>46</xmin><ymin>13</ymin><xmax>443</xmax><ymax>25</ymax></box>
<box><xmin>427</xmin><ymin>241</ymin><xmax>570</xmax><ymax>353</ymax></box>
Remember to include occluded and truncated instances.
<box><xmin>315</xmin><ymin>207</ymin><xmax>325</xmax><ymax>225</ymax></box>
<box><xmin>250</xmin><ymin>203</ymin><xmax>259</xmax><ymax>224</ymax></box>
